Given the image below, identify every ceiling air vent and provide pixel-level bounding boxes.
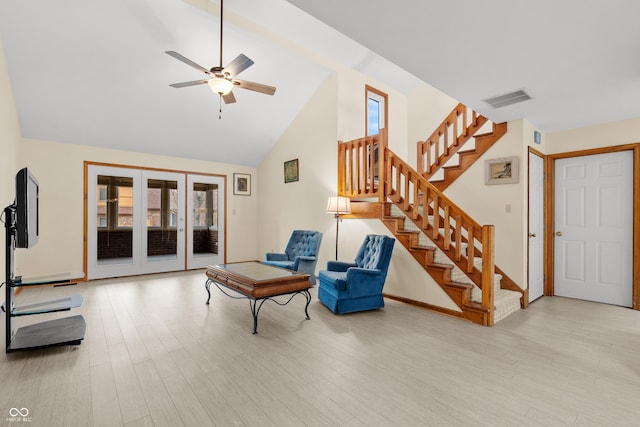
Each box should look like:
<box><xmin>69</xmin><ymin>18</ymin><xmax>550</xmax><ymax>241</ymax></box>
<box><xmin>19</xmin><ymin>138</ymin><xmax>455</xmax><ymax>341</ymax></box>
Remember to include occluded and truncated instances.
<box><xmin>484</xmin><ymin>90</ymin><xmax>531</xmax><ymax>108</ymax></box>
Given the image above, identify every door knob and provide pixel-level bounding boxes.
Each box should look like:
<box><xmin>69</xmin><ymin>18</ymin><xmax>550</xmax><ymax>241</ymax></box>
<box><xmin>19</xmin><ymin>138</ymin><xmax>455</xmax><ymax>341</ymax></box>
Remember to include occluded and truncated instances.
<box><xmin>528</xmin><ymin>233</ymin><xmax>536</xmax><ymax>238</ymax></box>
<box><xmin>555</xmin><ymin>231</ymin><xmax>563</xmax><ymax>236</ymax></box>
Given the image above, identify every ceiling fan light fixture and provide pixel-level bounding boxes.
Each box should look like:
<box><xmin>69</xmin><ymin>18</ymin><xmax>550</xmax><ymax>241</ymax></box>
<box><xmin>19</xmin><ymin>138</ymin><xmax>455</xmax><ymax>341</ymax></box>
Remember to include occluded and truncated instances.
<box><xmin>208</xmin><ymin>77</ymin><xmax>234</xmax><ymax>95</ymax></box>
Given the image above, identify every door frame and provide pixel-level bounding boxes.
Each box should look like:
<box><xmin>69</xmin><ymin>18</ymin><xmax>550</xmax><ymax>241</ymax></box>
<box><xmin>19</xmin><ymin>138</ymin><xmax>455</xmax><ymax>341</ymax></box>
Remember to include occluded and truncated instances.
<box><xmin>527</xmin><ymin>147</ymin><xmax>546</xmax><ymax>303</ymax></box>
<box><xmin>545</xmin><ymin>143</ymin><xmax>640</xmax><ymax>310</ymax></box>
<box><xmin>83</xmin><ymin>161</ymin><xmax>227</xmax><ymax>281</ymax></box>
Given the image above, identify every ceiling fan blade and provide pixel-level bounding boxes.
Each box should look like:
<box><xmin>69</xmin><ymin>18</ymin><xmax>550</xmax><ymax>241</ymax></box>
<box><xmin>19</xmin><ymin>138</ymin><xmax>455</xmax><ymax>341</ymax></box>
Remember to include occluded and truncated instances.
<box><xmin>222</xmin><ymin>91</ymin><xmax>237</xmax><ymax>104</ymax></box>
<box><xmin>165</xmin><ymin>51</ymin><xmax>210</xmax><ymax>75</ymax></box>
<box><xmin>169</xmin><ymin>79</ymin><xmax>209</xmax><ymax>88</ymax></box>
<box><xmin>233</xmin><ymin>79</ymin><xmax>276</xmax><ymax>95</ymax></box>
<box><xmin>223</xmin><ymin>54</ymin><xmax>254</xmax><ymax>77</ymax></box>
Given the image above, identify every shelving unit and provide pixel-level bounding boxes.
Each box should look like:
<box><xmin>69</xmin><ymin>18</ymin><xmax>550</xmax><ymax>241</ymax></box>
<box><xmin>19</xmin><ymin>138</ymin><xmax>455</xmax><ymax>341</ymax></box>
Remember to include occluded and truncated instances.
<box><xmin>4</xmin><ymin>205</ymin><xmax>86</xmax><ymax>353</ymax></box>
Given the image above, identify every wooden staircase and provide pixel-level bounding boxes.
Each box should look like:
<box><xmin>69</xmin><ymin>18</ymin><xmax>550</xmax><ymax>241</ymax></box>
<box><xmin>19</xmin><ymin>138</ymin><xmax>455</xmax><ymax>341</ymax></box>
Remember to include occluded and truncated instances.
<box><xmin>417</xmin><ymin>103</ymin><xmax>507</xmax><ymax>191</ymax></box>
<box><xmin>337</xmin><ymin>129</ymin><xmax>526</xmax><ymax>326</ymax></box>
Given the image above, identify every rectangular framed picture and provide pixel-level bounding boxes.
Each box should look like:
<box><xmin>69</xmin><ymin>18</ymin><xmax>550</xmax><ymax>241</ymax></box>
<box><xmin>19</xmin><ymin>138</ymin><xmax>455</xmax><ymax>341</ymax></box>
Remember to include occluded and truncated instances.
<box><xmin>233</xmin><ymin>173</ymin><xmax>251</xmax><ymax>195</ymax></box>
<box><xmin>284</xmin><ymin>158</ymin><xmax>299</xmax><ymax>183</ymax></box>
<box><xmin>485</xmin><ymin>156</ymin><xmax>519</xmax><ymax>185</ymax></box>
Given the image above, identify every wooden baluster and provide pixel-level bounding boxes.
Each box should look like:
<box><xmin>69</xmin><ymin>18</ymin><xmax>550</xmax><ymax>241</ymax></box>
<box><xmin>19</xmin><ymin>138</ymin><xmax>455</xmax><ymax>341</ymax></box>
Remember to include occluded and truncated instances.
<box><xmin>422</xmin><ymin>186</ymin><xmax>429</xmax><ymax>229</ymax></box>
<box><xmin>403</xmin><ymin>168</ymin><xmax>410</xmax><ymax>211</ymax></box>
<box><xmin>462</xmin><ymin>106</ymin><xmax>468</xmax><ymax>136</ymax></box>
<box><xmin>443</xmin><ymin>122</ymin><xmax>449</xmax><ymax>157</ymax></box>
<box><xmin>412</xmin><ymin>174</ymin><xmax>419</xmax><ymax>220</ymax></box>
<box><xmin>453</xmin><ymin>113</ymin><xmax>459</xmax><ymax>147</ymax></box>
<box><xmin>454</xmin><ymin>215</ymin><xmax>462</xmax><ymax>261</ymax></box>
<box><xmin>432</xmin><ymin>196</ymin><xmax>440</xmax><ymax>240</ymax></box>
<box><xmin>467</xmin><ymin>226</ymin><xmax>474</xmax><ymax>272</ymax></box>
<box><xmin>337</xmin><ymin>142</ymin><xmax>344</xmax><ymax>195</ymax></box>
<box><xmin>434</xmin><ymin>132</ymin><xmax>440</xmax><ymax>172</ymax></box>
<box><xmin>481</xmin><ymin>225</ymin><xmax>495</xmax><ymax>325</ymax></box>
<box><xmin>426</xmin><ymin>139</ymin><xmax>432</xmax><ymax>175</ymax></box>
<box><xmin>443</xmin><ymin>205</ymin><xmax>451</xmax><ymax>250</ymax></box>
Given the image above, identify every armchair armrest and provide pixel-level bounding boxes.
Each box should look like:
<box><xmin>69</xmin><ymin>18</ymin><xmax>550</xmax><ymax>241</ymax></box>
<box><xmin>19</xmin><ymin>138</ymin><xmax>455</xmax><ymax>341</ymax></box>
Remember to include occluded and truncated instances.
<box><xmin>326</xmin><ymin>261</ymin><xmax>357</xmax><ymax>272</ymax></box>
<box><xmin>292</xmin><ymin>255</ymin><xmax>316</xmax><ymax>271</ymax></box>
<box><xmin>345</xmin><ymin>267</ymin><xmax>384</xmax><ymax>297</ymax></box>
<box><xmin>266</xmin><ymin>252</ymin><xmax>288</xmax><ymax>261</ymax></box>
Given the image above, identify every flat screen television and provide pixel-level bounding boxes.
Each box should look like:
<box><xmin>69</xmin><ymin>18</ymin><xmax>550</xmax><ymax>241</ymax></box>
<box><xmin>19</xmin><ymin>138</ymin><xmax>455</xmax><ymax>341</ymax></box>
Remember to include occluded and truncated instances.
<box><xmin>15</xmin><ymin>167</ymin><xmax>39</xmax><ymax>248</ymax></box>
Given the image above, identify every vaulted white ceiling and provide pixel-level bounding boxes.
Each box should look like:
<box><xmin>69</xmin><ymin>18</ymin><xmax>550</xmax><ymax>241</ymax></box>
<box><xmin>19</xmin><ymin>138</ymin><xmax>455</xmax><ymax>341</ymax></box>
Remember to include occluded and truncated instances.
<box><xmin>2</xmin><ymin>0</ymin><xmax>639</xmax><ymax>166</ymax></box>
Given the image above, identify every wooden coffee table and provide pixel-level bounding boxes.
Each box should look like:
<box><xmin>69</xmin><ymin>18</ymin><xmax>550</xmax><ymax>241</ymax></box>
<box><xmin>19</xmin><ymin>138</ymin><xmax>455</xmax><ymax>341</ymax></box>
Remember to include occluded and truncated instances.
<box><xmin>205</xmin><ymin>261</ymin><xmax>311</xmax><ymax>334</ymax></box>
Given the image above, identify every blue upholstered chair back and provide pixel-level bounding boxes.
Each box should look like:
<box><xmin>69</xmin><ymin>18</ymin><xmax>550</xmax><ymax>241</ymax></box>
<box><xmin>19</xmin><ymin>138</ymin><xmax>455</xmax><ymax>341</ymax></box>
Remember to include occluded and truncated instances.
<box><xmin>355</xmin><ymin>234</ymin><xmax>395</xmax><ymax>276</ymax></box>
<box><xmin>285</xmin><ymin>230</ymin><xmax>322</xmax><ymax>260</ymax></box>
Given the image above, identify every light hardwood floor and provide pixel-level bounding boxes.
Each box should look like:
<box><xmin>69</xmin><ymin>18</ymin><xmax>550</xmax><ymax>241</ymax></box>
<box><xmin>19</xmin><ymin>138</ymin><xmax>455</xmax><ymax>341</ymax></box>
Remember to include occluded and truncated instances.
<box><xmin>1</xmin><ymin>270</ymin><xmax>640</xmax><ymax>426</ymax></box>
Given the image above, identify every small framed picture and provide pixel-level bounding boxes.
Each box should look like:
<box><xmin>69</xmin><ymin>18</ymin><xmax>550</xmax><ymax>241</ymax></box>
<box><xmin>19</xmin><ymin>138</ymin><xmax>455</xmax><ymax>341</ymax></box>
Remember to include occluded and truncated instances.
<box><xmin>284</xmin><ymin>159</ymin><xmax>299</xmax><ymax>183</ymax></box>
<box><xmin>233</xmin><ymin>173</ymin><xmax>251</xmax><ymax>196</ymax></box>
<box><xmin>485</xmin><ymin>156</ymin><xmax>519</xmax><ymax>185</ymax></box>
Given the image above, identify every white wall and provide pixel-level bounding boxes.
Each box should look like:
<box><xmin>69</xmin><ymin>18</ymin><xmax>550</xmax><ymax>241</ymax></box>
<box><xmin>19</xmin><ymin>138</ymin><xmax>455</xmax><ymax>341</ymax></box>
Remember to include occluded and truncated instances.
<box><xmin>0</xmin><ymin>40</ymin><xmax>22</xmax><ymax>282</ymax></box>
<box><xmin>18</xmin><ymin>139</ymin><xmax>258</xmax><ymax>278</ymax></box>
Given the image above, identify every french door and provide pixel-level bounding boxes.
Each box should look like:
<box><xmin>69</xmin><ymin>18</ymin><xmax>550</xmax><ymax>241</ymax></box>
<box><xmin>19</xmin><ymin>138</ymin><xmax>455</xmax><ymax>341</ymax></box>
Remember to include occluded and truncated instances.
<box><xmin>87</xmin><ymin>165</ymin><xmax>224</xmax><ymax>280</ymax></box>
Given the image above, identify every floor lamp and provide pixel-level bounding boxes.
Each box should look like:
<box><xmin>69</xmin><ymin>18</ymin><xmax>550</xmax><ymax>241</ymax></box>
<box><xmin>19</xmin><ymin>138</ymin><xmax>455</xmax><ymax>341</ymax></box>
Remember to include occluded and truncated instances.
<box><xmin>326</xmin><ymin>196</ymin><xmax>351</xmax><ymax>260</ymax></box>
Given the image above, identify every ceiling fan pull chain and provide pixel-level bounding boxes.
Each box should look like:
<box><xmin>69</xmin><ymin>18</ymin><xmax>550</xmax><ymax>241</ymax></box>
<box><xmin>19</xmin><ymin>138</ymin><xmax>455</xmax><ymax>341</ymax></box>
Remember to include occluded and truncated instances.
<box><xmin>219</xmin><ymin>95</ymin><xmax>223</xmax><ymax>119</ymax></box>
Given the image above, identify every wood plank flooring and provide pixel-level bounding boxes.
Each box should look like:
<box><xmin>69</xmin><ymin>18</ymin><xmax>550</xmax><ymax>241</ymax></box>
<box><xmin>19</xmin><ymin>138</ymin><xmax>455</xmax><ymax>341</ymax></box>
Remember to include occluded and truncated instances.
<box><xmin>1</xmin><ymin>270</ymin><xmax>640</xmax><ymax>426</ymax></box>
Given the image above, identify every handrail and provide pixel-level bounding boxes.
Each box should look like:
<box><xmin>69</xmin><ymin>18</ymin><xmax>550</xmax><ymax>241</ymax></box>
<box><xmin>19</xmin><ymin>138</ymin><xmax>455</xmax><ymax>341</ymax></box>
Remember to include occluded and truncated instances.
<box><xmin>338</xmin><ymin>133</ymin><xmax>495</xmax><ymax>320</ymax></box>
<box><xmin>417</xmin><ymin>103</ymin><xmax>487</xmax><ymax>179</ymax></box>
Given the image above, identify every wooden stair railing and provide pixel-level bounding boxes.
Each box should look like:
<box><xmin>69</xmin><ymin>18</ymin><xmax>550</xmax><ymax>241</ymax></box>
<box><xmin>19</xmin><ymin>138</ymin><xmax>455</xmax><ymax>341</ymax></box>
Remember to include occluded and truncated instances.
<box><xmin>416</xmin><ymin>104</ymin><xmax>508</xmax><ymax>192</ymax></box>
<box><xmin>337</xmin><ymin>131</ymin><xmax>522</xmax><ymax>325</ymax></box>
<box><xmin>417</xmin><ymin>103</ymin><xmax>487</xmax><ymax>179</ymax></box>
<box><xmin>384</xmin><ymin>148</ymin><xmax>495</xmax><ymax>323</ymax></box>
<box><xmin>338</xmin><ymin>129</ymin><xmax>386</xmax><ymax>201</ymax></box>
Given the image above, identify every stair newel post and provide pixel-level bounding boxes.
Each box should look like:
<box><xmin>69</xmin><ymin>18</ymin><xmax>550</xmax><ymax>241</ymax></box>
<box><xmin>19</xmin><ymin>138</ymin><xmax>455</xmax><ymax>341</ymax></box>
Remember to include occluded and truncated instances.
<box><xmin>481</xmin><ymin>225</ymin><xmax>495</xmax><ymax>326</ymax></box>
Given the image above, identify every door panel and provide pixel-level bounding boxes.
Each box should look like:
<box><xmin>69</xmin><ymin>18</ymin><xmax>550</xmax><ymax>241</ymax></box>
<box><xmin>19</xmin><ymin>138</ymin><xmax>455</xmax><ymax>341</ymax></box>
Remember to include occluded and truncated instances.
<box><xmin>528</xmin><ymin>152</ymin><xmax>544</xmax><ymax>302</ymax></box>
<box><xmin>187</xmin><ymin>174</ymin><xmax>225</xmax><ymax>269</ymax></box>
<box><xmin>88</xmin><ymin>166</ymin><xmax>142</xmax><ymax>279</ymax></box>
<box><xmin>554</xmin><ymin>151</ymin><xmax>633</xmax><ymax>307</ymax></box>
<box><xmin>141</xmin><ymin>171</ymin><xmax>186</xmax><ymax>274</ymax></box>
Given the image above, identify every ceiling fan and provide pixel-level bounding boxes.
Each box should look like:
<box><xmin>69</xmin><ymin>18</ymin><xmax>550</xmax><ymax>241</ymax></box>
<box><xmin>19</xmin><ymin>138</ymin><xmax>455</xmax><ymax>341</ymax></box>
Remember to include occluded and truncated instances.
<box><xmin>165</xmin><ymin>0</ymin><xmax>276</xmax><ymax>109</ymax></box>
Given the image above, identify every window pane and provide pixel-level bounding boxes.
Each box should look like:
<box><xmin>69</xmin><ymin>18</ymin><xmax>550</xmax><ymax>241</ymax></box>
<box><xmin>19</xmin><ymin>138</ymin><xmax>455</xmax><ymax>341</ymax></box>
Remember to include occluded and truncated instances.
<box><xmin>193</xmin><ymin>183</ymin><xmax>219</xmax><ymax>254</ymax></box>
<box><xmin>368</xmin><ymin>98</ymin><xmax>380</xmax><ymax>135</ymax></box>
<box><xmin>117</xmin><ymin>185</ymin><xmax>134</xmax><ymax>227</ymax></box>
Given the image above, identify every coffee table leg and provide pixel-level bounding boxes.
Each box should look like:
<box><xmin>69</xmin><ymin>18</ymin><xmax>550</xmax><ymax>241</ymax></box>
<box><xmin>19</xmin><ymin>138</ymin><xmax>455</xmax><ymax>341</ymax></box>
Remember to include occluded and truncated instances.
<box><xmin>250</xmin><ymin>298</ymin><xmax>268</xmax><ymax>334</ymax></box>
<box><xmin>303</xmin><ymin>290</ymin><xmax>311</xmax><ymax>320</ymax></box>
<box><xmin>205</xmin><ymin>279</ymin><xmax>212</xmax><ymax>305</ymax></box>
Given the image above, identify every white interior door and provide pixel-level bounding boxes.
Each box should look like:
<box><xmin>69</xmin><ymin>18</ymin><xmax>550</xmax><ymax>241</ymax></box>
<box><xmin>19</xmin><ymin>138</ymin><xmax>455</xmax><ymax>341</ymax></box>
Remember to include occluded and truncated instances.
<box><xmin>187</xmin><ymin>174</ymin><xmax>225</xmax><ymax>269</ymax></box>
<box><xmin>528</xmin><ymin>152</ymin><xmax>544</xmax><ymax>302</ymax></box>
<box><xmin>141</xmin><ymin>171</ymin><xmax>186</xmax><ymax>274</ymax></box>
<box><xmin>554</xmin><ymin>151</ymin><xmax>633</xmax><ymax>307</ymax></box>
<box><xmin>88</xmin><ymin>165</ymin><xmax>142</xmax><ymax>279</ymax></box>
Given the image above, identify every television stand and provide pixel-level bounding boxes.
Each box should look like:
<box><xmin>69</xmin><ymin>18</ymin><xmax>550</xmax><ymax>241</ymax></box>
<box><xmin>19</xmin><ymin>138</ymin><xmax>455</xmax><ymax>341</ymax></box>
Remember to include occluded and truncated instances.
<box><xmin>4</xmin><ymin>205</ymin><xmax>86</xmax><ymax>353</ymax></box>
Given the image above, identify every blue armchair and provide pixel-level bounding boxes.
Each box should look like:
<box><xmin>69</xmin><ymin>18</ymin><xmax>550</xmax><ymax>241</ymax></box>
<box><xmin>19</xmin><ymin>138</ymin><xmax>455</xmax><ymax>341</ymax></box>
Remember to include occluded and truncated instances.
<box><xmin>263</xmin><ymin>230</ymin><xmax>323</xmax><ymax>285</ymax></box>
<box><xmin>318</xmin><ymin>234</ymin><xmax>395</xmax><ymax>314</ymax></box>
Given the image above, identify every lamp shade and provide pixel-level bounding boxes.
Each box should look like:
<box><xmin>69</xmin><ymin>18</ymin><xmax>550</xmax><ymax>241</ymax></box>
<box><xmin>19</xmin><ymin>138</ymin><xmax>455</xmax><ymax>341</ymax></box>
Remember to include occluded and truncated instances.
<box><xmin>326</xmin><ymin>196</ymin><xmax>352</xmax><ymax>215</ymax></box>
<box><xmin>208</xmin><ymin>77</ymin><xmax>234</xmax><ymax>95</ymax></box>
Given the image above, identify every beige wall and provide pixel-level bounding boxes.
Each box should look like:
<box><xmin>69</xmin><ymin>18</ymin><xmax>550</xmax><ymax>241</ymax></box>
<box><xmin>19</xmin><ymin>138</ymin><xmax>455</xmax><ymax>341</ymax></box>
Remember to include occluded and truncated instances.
<box><xmin>0</xmin><ymin>40</ymin><xmax>22</xmax><ymax>282</ymax></box>
<box><xmin>546</xmin><ymin>116</ymin><xmax>640</xmax><ymax>152</ymax></box>
<box><xmin>17</xmin><ymin>139</ymin><xmax>258</xmax><ymax>277</ymax></box>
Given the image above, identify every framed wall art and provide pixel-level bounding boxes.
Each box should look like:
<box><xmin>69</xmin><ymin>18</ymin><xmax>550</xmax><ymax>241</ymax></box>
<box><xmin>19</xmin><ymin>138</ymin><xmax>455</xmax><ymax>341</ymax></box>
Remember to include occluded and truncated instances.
<box><xmin>485</xmin><ymin>156</ymin><xmax>519</xmax><ymax>185</ymax></box>
<box><xmin>284</xmin><ymin>159</ymin><xmax>299</xmax><ymax>183</ymax></box>
<box><xmin>233</xmin><ymin>173</ymin><xmax>251</xmax><ymax>195</ymax></box>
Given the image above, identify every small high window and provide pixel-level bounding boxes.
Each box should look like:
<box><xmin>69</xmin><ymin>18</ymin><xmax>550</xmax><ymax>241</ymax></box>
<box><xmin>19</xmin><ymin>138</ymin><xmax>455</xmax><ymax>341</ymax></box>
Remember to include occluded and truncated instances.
<box><xmin>366</xmin><ymin>85</ymin><xmax>387</xmax><ymax>136</ymax></box>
